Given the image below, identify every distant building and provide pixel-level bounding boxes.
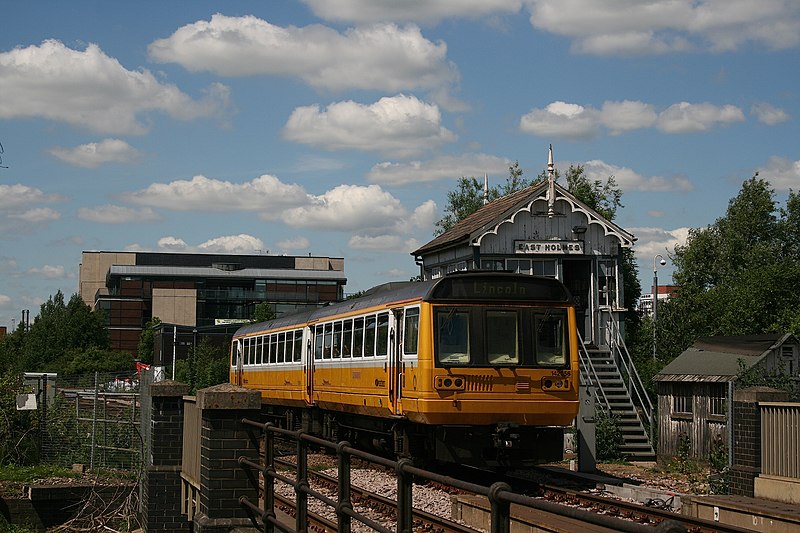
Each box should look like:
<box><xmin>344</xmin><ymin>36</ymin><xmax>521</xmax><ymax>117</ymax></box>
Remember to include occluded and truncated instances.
<box><xmin>79</xmin><ymin>251</ymin><xmax>346</xmax><ymax>357</ymax></box>
<box><xmin>638</xmin><ymin>284</ymin><xmax>678</xmax><ymax>317</ymax></box>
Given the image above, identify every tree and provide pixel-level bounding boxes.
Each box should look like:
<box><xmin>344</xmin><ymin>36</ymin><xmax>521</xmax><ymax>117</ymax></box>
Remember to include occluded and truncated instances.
<box><xmin>138</xmin><ymin>317</ymin><xmax>161</xmax><ymax>365</ymax></box>
<box><xmin>252</xmin><ymin>302</ymin><xmax>277</xmax><ymax>323</ymax></box>
<box><xmin>176</xmin><ymin>338</ymin><xmax>230</xmax><ymax>394</ymax></box>
<box><xmin>434</xmin><ymin>161</ymin><xmax>531</xmax><ymax>235</ymax></box>
<box><xmin>654</xmin><ymin>176</ymin><xmax>800</xmax><ymax>362</ymax></box>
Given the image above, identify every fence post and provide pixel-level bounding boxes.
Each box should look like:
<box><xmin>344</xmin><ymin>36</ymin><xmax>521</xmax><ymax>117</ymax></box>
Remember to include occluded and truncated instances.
<box><xmin>193</xmin><ymin>384</ymin><xmax>261</xmax><ymax>533</ymax></box>
<box><xmin>139</xmin><ymin>379</ymin><xmax>189</xmax><ymax>533</ymax></box>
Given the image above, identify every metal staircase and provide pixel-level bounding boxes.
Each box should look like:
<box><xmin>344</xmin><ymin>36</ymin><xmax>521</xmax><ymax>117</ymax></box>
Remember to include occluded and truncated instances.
<box><xmin>579</xmin><ymin>313</ymin><xmax>656</xmax><ymax>461</ymax></box>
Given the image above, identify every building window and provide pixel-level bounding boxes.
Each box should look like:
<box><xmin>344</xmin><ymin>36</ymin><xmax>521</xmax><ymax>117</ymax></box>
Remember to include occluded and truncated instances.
<box><xmin>431</xmin><ymin>267</ymin><xmax>443</xmax><ymax>279</ymax></box>
<box><xmin>709</xmin><ymin>384</ymin><xmax>726</xmax><ymax>416</ymax></box>
<box><xmin>445</xmin><ymin>261</ymin><xmax>467</xmax><ymax>274</ymax></box>
<box><xmin>782</xmin><ymin>345</ymin><xmax>797</xmax><ymax>376</ymax></box>
<box><xmin>673</xmin><ymin>384</ymin><xmax>693</xmax><ymax>415</ymax></box>
<box><xmin>506</xmin><ymin>259</ymin><xmax>556</xmax><ymax>277</ymax></box>
<box><xmin>481</xmin><ymin>259</ymin><xmax>505</xmax><ymax>271</ymax></box>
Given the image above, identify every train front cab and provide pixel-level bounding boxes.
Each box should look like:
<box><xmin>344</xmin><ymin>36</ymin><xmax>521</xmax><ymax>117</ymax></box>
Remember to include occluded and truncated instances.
<box><xmin>396</xmin><ymin>274</ymin><xmax>581</xmax><ymax>468</ymax></box>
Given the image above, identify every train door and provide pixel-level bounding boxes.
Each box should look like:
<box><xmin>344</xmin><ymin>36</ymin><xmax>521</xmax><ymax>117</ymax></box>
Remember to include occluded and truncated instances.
<box><xmin>233</xmin><ymin>339</ymin><xmax>243</xmax><ymax>386</ymax></box>
<box><xmin>388</xmin><ymin>309</ymin><xmax>404</xmax><ymax>415</ymax></box>
<box><xmin>304</xmin><ymin>325</ymin><xmax>315</xmax><ymax>404</ymax></box>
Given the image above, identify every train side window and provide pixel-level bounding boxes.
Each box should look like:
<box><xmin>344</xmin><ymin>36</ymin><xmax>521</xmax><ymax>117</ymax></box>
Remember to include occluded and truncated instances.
<box><xmin>323</xmin><ymin>322</ymin><xmax>333</xmax><ymax>359</ymax></box>
<box><xmin>342</xmin><ymin>319</ymin><xmax>353</xmax><ymax>357</ymax></box>
<box><xmin>285</xmin><ymin>332</ymin><xmax>293</xmax><ymax>364</ymax></box>
<box><xmin>314</xmin><ymin>325</ymin><xmax>323</xmax><ymax>360</ymax></box>
<box><xmin>364</xmin><ymin>315</ymin><xmax>376</xmax><ymax>357</ymax></box>
<box><xmin>294</xmin><ymin>330</ymin><xmax>303</xmax><ymax>362</ymax></box>
<box><xmin>243</xmin><ymin>338</ymin><xmax>251</xmax><ymax>366</ymax></box>
<box><xmin>403</xmin><ymin>307</ymin><xmax>420</xmax><ymax>355</ymax></box>
<box><xmin>353</xmin><ymin>317</ymin><xmax>364</xmax><ymax>357</ymax></box>
<box><xmin>435</xmin><ymin>308</ymin><xmax>470</xmax><ymax>365</ymax></box>
<box><xmin>376</xmin><ymin>312</ymin><xmax>389</xmax><ymax>357</ymax></box>
<box><xmin>270</xmin><ymin>334</ymin><xmax>278</xmax><ymax>364</ymax></box>
<box><xmin>332</xmin><ymin>321</ymin><xmax>342</xmax><ymax>358</ymax></box>
<box><xmin>534</xmin><ymin>312</ymin><xmax>566</xmax><ymax>366</ymax></box>
<box><xmin>277</xmin><ymin>332</ymin><xmax>286</xmax><ymax>363</ymax></box>
<box><xmin>254</xmin><ymin>336</ymin><xmax>262</xmax><ymax>364</ymax></box>
<box><xmin>487</xmin><ymin>310</ymin><xmax>519</xmax><ymax>365</ymax></box>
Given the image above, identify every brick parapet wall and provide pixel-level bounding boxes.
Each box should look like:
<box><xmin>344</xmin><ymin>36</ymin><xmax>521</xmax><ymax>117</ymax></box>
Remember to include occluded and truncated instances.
<box><xmin>139</xmin><ymin>380</ymin><xmax>189</xmax><ymax>533</ymax></box>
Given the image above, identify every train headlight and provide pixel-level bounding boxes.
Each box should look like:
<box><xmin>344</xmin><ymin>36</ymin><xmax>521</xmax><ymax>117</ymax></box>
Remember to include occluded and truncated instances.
<box><xmin>541</xmin><ymin>377</ymin><xmax>571</xmax><ymax>391</ymax></box>
<box><xmin>435</xmin><ymin>375</ymin><xmax>466</xmax><ymax>391</ymax></box>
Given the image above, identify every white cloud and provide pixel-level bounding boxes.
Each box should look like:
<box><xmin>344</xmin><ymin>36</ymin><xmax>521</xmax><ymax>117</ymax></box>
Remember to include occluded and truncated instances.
<box><xmin>368</xmin><ymin>153</ymin><xmax>511</xmax><ymax>185</ymax></box>
<box><xmin>157</xmin><ymin>237</ymin><xmax>188</xmax><ymax>251</ymax></box>
<box><xmin>77</xmin><ymin>205</ymin><xmax>161</xmax><ymax>224</ymax></box>
<box><xmin>759</xmin><ymin>156</ymin><xmax>800</xmax><ymax>191</ymax></box>
<box><xmin>276</xmin><ymin>236</ymin><xmax>310</xmax><ymax>251</ymax></box>
<box><xmin>581</xmin><ymin>160</ymin><xmax>693</xmax><ymax>192</ymax></box>
<box><xmin>519</xmin><ymin>101</ymin><xmax>600</xmax><ymax>139</ymax></box>
<box><xmin>0</xmin><ymin>184</ymin><xmax>65</xmax><ymax>209</ymax></box>
<box><xmin>0</xmin><ymin>294</ymin><xmax>11</xmax><ymax>307</ymax></box>
<box><xmin>600</xmin><ymin>100</ymin><xmax>658</xmax><ymax>134</ymax></box>
<box><xmin>27</xmin><ymin>265</ymin><xmax>66</xmax><ymax>279</ymax></box>
<box><xmin>348</xmin><ymin>234</ymin><xmax>405</xmax><ymax>250</ymax></box>
<box><xmin>526</xmin><ymin>0</ymin><xmax>800</xmax><ymax>55</ymax></box>
<box><xmin>282</xmin><ymin>95</ymin><xmax>456</xmax><ymax>157</ymax></box>
<box><xmin>631</xmin><ymin>226</ymin><xmax>691</xmax><ymax>260</ymax></box>
<box><xmin>751</xmin><ymin>102</ymin><xmax>790</xmax><ymax>125</ymax></box>
<box><xmin>302</xmin><ymin>0</ymin><xmax>522</xmax><ymax>25</ymax></box>
<box><xmin>197</xmin><ymin>235</ymin><xmax>266</xmax><ymax>254</ymax></box>
<box><xmin>8</xmin><ymin>208</ymin><xmax>61</xmax><ymax>223</ymax></box>
<box><xmin>149</xmin><ymin>15</ymin><xmax>458</xmax><ymax>94</ymax></box>
<box><xmin>657</xmin><ymin>102</ymin><xmax>745</xmax><ymax>133</ymax></box>
<box><xmin>49</xmin><ymin>139</ymin><xmax>141</xmax><ymax>168</ymax></box>
<box><xmin>280</xmin><ymin>184</ymin><xmax>407</xmax><ymax>231</ymax></box>
<box><xmin>121</xmin><ymin>174</ymin><xmax>308</xmax><ymax>213</ymax></box>
<box><xmin>521</xmin><ymin>100</ymin><xmax>746</xmax><ymax>138</ymax></box>
<box><xmin>0</xmin><ymin>40</ymin><xmax>228</xmax><ymax>134</ymax></box>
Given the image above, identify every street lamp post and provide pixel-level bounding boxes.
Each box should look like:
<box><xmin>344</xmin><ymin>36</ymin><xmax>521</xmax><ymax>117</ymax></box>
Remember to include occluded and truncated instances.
<box><xmin>652</xmin><ymin>254</ymin><xmax>666</xmax><ymax>360</ymax></box>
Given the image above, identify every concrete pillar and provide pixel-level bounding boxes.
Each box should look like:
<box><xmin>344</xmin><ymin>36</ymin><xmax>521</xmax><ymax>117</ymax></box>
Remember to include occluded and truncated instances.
<box><xmin>192</xmin><ymin>384</ymin><xmax>262</xmax><ymax>533</ymax></box>
<box><xmin>729</xmin><ymin>387</ymin><xmax>789</xmax><ymax>497</ymax></box>
<box><xmin>140</xmin><ymin>379</ymin><xmax>189</xmax><ymax>533</ymax></box>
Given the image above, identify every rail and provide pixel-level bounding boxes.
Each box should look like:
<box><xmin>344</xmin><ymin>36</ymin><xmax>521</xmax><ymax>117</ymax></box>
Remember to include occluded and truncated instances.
<box><xmin>604</xmin><ymin>310</ymin><xmax>654</xmax><ymax>435</ymax></box>
<box><xmin>761</xmin><ymin>401</ymin><xmax>800</xmax><ymax>479</ymax></box>
<box><xmin>237</xmin><ymin>418</ymin><xmax>685</xmax><ymax>533</ymax></box>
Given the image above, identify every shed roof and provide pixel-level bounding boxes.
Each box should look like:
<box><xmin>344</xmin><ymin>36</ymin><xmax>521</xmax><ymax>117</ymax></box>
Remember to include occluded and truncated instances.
<box><xmin>654</xmin><ymin>333</ymin><xmax>793</xmax><ymax>383</ymax></box>
<box><xmin>411</xmin><ymin>180</ymin><xmax>635</xmax><ymax>257</ymax></box>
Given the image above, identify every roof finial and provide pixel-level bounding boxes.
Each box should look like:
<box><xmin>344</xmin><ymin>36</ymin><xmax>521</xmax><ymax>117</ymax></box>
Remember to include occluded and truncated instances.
<box><xmin>483</xmin><ymin>173</ymin><xmax>489</xmax><ymax>205</ymax></box>
<box><xmin>547</xmin><ymin>144</ymin><xmax>556</xmax><ymax>218</ymax></box>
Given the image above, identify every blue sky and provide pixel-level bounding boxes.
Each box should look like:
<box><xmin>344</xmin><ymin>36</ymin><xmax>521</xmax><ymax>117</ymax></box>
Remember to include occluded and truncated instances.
<box><xmin>1</xmin><ymin>1</ymin><xmax>799</xmax><ymax>330</ymax></box>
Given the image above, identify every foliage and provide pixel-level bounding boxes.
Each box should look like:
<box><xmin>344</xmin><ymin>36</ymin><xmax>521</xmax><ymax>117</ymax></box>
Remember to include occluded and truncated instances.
<box><xmin>708</xmin><ymin>434</ymin><xmax>729</xmax><ymax>494</ymax></box>
<box><xmin>45</xmin><ymin>346</ymin><xmax>135</xmax><ymax>376</ymax></box>
<box><xmin>667</xmin><ymin>433</ymin><xmax>700</xmax><ymax>474</ymax></box>
<box><xmin>137</xmin><ymin>317</ymin><xmax>161</xmax><ymax>365</ymax></box>
<box><xmin>176</xmin><ymin>338</ymin><xmax>230</xmax><ymax>394</ymax></box>
<box><xmin>655</xmin><ymin>177</ymin><xmax>800</xmax><ymax>363</ymax></box>
<box><xmin>0</xmin><ymin>372</ymin><xmax>39</xmax><ymax>465</ymax></box>
<box><xmin>596</xmin><ymin>408</ymin><xmax>624</xmax><ymax>461</ymax></box>
<box><xmin>565</xmin><ymin>165</ymin><xmax>623</xmax><ymax>220</ymax></box>
<box><xmin>252</xmin><ymin>302</ymin><xmax>277</xmax><ymax>323</ymax></box>
<box><xmin>736</xmin><ymin>358</ymin><xmax>798</xmax><ymax>399</ymax></box>
<box><xmin>434</xmin><ymin>161</ymin><xmax>531</xmax><ymax>235</ymax></box>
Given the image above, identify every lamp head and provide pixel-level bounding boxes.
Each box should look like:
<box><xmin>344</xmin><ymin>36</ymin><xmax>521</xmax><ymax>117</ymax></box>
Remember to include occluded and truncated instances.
<box><xmin>659</xmin><ymin>258</ymin><xmax>667</xmax><ymax>266</ymax></box>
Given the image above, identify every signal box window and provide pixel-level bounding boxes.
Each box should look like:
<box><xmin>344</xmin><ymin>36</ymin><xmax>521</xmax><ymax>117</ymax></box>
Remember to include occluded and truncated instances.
<box><xmin>436</xmin><ymin>309</ymin><xmax>470</xmax><ymax>364</ymax></box>
<box><xmin>404</xmin><ymin>308</ymin><xmax>420</xmax><ymax>355</ymax></box>
<box><xmin>487</xmin><ymin>310</ymin><xmax>519</xmax><ymax>365</ymax></box>
<box><xmin>535</xmin><ymin>313</ymin><xmax>566</xmax><ymax>365</ymax></box>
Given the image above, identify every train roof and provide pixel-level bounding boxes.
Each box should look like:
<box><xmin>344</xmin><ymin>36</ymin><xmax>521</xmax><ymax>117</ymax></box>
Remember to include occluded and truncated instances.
<box><xmin>234</xmin><ymin>272</ymin><xmax>571</xmax><ymax>337</ymax></box>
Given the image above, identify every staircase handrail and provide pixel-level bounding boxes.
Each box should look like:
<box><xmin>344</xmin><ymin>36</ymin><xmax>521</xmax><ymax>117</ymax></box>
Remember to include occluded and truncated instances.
<box><xmin>576</xmin><ymin>331</ymin><xmax>611</xmax><ymax>411</ymax></box>
<box><xmin>604</xmin><ymin>311</ymin><xmax>654</xmax><ymax>430</ymax></box>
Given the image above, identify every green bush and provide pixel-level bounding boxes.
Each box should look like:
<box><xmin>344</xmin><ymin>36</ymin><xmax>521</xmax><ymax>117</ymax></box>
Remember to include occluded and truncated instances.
<box><xmin>596</xmin><ymin>408</ymin><xmax>624</xmax><ymax>461</ymax></box>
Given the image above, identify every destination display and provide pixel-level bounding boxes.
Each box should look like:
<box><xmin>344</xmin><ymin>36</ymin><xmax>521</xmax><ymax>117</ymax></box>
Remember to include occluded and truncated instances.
<box><xmin>514</xmin><ymin>240</ymin><xmax>584</xmax><ymax>255</ymax></box>
<box><xmin>431</xmin><ymin>274</ymin><xmax>570</xmax><ymax>302</ymax></box>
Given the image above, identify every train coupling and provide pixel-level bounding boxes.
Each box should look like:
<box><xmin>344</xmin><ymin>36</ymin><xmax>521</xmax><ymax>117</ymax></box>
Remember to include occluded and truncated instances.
<box><xmin>493</xmin><ymin>423</ymin><xmax>521</xmax><ymax>449</ymax></box>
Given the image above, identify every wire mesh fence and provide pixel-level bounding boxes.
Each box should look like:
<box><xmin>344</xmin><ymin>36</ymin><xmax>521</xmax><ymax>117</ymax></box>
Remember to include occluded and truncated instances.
<box><xmin>32</xmin><ymin>371</ymin><xmax>144</xmax><ymax>470</ymax></box>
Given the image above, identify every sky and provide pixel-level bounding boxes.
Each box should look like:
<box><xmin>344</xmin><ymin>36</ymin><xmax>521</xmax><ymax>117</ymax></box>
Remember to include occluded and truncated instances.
<box><xmin>1</xmin><ymin>1</ymin><xmax>799</xmax><ymax>330</ymax></box>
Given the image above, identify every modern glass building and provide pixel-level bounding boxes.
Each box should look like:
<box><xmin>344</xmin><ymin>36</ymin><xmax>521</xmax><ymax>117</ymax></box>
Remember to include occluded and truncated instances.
<box><xmin>79</xmin><ymin>251</ymin><xmax>346</xmax><ymax>357</ymax></box>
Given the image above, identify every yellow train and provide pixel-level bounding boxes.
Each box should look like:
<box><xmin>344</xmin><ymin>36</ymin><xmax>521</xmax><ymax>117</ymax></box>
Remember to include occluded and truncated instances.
<box><xmin>231</xmin><ymin>272</ymin><xmax>580</xmax><ymax>469</ymax></box>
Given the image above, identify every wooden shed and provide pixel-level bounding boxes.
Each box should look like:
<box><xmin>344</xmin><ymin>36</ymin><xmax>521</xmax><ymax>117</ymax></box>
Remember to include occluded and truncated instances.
<box><xmin>654</xmin><ymin>333</ymin><xmax>799</xmax><ymax>461</ymax></box>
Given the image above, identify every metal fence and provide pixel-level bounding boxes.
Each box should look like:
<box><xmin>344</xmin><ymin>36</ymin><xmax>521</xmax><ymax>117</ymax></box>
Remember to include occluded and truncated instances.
<box><xmin>36</xmin><ymin>371</ymin><xmax>143</xmax><ymax>470</ymax></box>
<box><xmin>761</xmin><ymin>401</ymin><xmax>800</xmax><ymax>479</ymax></box>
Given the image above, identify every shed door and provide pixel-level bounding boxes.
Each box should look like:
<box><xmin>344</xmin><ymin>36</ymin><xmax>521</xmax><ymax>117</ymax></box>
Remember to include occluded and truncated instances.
<box><xmin>563</xmin><ymin>259</ymin><xmax>592</xmax><ymax>344</ymax></box>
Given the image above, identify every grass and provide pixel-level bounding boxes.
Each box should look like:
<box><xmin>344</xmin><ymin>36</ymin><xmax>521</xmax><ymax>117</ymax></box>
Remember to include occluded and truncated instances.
<box><xmin>0</xmin><ymin>464</ymin><xmax>79</xmax><ymax>483</ymax></box>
